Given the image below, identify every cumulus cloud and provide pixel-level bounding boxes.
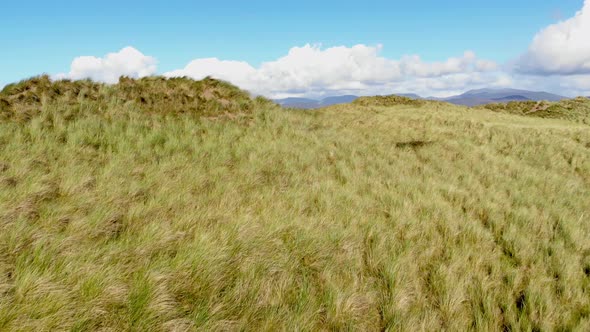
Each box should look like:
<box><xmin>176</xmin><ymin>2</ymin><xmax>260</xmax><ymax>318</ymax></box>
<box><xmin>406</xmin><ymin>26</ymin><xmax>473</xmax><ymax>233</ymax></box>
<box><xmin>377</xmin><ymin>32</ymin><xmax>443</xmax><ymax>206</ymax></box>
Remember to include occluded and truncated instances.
<box><xmin>50</xmin><ymin>44</ymin><xmax>504</xmax><ymax>97</ymax></box>
<box><xmin>516</xmin><ymin>0</ymin><xmax>590</xmax><ymax>75</ymax></box>
<box><xmin>165</xmin><ymin>58</ymin><xmax>257</xmax><ymax>89</ymax></box>
<box><xmin>51</xmin><ymin>14</ymin><xmax>590</xmax><ymax>100</ymax></box>
<box><xmin>551</xmin><ymin>75</ymin><xmax>590</xmax><ymax>96</ymax></box>
<box><xmin>55</xmin><ymin>47</ymin><xmax>157</xmax><ymax>83</ymax></box>
<box><xmin>164</xmin><ymin>44</ymin><xmax>501</xmax><ymax>98</ymax></box>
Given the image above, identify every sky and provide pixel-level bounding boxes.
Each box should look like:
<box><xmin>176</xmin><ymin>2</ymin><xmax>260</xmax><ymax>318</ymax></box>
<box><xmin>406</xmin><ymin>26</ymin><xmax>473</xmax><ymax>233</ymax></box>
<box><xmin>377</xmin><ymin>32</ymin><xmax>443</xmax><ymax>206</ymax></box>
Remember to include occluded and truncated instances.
<box><xmin>1</xmin><ymin>0</ymin><xmax>589</xmax><ymax>98</ymax></box>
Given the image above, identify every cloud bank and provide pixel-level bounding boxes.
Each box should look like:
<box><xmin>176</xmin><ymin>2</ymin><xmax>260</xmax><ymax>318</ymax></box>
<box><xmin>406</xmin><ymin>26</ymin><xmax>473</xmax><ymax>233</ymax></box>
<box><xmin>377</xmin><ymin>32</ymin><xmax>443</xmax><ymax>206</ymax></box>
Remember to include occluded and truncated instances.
<box><xmin>516</xmin><ymin>0</ymin><xmax>590</xmax><ymax>75</ymax></box>
<box><xmin>163</xmin><ymin>45</ymin><xmax>504</xmax><ymax>98</ymax></box>
<box><xmin>55</xmin><ymin>47</ymin><xmax>157</xmax><ymax>83</ymax></box>
<box><xmin>53</xmin><ymin>1</ymin><xmax>590</xmax><ymax>98</ymax></box>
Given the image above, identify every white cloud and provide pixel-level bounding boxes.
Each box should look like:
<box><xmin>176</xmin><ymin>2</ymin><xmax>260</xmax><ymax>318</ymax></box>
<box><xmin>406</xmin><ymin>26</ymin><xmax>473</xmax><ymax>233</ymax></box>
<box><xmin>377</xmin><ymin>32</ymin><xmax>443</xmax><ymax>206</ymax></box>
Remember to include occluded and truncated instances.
<box><xmin>49</xmin><ymin>44</ymin><xmax>505</xmax><ymax>98</ymax></box>
<box><xmin>164</xmin><ymin>58</ymin><xmax>257</xmax><ymax>89</ymax></box>
<box><xmin>550</xmin><ymin>75</ymin><xmax>590</xmax><ymax>96</ymax></box>
<box><xmin>55</xmin><ymin>47</ymin><xmax>157</xmax><ymax>83</ymax></box>
<box><xmin>164</xmin><ymin>44</ymin><xmax>501</xmax><ymax>98</ymax></box>
<box><xmin>48</xmin><ymin>43</ymin><xmax>588</xmax><ymax>98</ymax></box>
<box><xmin>476</xmin><ymin>59</ymin><xmax>498</xmax><ymax>72</ymax></box>
<box><xmin>50</xmin><ymin>3</ymin><xmax>590</xmax><ymax>101</ymax></box>
<box><xmin>516</xmin><ymin>0</ymin><xmax>590</xmax><ymax>75</ymax></box>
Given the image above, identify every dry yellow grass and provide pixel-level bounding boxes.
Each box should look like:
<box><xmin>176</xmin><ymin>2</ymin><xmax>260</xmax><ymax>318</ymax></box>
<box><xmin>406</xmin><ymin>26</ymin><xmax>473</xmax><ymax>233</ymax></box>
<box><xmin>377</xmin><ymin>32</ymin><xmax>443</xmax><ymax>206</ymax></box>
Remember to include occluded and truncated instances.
<box><xmin>479</xmin><ymin>97</ymin><xmax>590</xmax><ymax>125</ymax></box>
<box><xmin>0</xmin><ymin>78</ymin><xmax>589</xmax><ymax>331</ymax></box>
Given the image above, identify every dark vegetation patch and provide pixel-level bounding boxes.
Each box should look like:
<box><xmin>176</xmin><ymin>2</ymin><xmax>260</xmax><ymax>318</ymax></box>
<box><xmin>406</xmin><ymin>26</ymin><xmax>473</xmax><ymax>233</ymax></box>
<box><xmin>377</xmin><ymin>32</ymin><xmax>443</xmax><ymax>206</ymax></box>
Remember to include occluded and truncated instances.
<box><xmin>395</xmin><ymin>140</ymin><xmax>434</xmax><ymax>149</ymax></box>
<box><xmin>515</xmin><ymin>291</ymin><xmax>526</xmax><ymax>313</ymax></box>
<box><xmin>1</xmin><ymin>177</ymin><xmax>17</xmax><ymax>188</ymax></box>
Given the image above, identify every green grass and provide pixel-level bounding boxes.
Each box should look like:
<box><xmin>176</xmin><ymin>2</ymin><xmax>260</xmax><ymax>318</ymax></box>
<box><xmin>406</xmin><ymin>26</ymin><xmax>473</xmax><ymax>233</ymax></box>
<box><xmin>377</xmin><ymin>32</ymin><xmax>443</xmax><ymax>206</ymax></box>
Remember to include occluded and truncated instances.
<box><xmin>0</xmin><ymin>75</ymin><xmax>273</xmax><ymax>122</ymax></box>
<box><xmin>1</xmin><ymin>78</ymin><xmax>590</xmax><ymax>331</ymax></box>
<box><xmin>479</xmin><ymin>97</ymin><xmax>590</xmax><ymax>125</ymax></box>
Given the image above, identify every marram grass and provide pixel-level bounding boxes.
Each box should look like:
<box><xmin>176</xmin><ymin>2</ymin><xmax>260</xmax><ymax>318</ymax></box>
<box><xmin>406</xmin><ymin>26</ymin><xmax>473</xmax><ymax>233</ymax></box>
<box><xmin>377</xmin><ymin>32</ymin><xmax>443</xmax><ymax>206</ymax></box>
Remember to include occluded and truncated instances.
<box><xmin>0</xmin><ymin>77</ymin><xmax>590</xmax><ymax>331</ymax></box>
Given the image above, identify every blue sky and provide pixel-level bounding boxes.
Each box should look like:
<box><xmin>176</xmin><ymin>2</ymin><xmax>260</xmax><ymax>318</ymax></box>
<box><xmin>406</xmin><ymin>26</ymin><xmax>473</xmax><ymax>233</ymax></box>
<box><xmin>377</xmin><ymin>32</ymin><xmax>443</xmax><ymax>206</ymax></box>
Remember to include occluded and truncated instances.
<box><xmin>1</xmin><ymin>0</ymin><xmax>589</xmax><ymax>97</ymax></box>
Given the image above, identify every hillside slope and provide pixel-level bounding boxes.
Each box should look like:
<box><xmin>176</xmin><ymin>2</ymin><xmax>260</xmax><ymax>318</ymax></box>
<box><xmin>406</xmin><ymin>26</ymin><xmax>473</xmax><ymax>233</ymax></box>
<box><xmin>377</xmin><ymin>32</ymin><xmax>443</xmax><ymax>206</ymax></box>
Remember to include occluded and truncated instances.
<box><xmin>0</xmin><ymin>75</ymin><xmax>272</xmax><ymax>121</ymax></box>
<box><xmin>480</xmin><ymin>97</ymin><xmax>590</xmax><ymax>125</ymax></box>
<box><xmin>442</xmin><ymin>88</ymin><xmax>566</xmax><ymax>106</ymax></box>
<box><xmin>274</xmin><ymin>89</ymin><xmax>569</xmax><ymax>109</ymax></box>
<box><xmin>0</xmin><ymin>79</ymin><xmax>589</xmax><ymax>331</ymax></box>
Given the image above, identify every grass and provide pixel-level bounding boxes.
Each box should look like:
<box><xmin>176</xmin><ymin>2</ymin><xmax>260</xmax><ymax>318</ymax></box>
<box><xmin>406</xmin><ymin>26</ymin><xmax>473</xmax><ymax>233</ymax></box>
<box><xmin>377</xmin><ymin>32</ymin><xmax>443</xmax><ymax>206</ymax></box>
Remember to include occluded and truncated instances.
<box><xmin>0</xmin><ymin>75</ymin><xmax>273</xmax><ymax>122</ymax></box>
<box><xmin>479</xmin><ymin>97</ymin><xmax>590</xmax><ymax>125</ymax></box>
<box><xmin>1</xmin><ymin>77</ymin><xmax>590</xmax><ymax>331</ymax></box>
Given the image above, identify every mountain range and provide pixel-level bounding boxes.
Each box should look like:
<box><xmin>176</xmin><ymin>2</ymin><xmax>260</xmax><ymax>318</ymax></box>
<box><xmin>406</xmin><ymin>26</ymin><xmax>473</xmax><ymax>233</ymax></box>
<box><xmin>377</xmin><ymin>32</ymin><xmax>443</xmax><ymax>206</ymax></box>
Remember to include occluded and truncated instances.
<box><xmin>432</xmin><ymin>88</ymin><xmax>566</xmax><ymax>106</ymax></box>
<box><xmin>275</xmin><ymin>88</ymin><xmax>568</xmax><ymax>108</ymax></box>
<box><xmin>274</xmin><ymin>95</ymin><xmax>358</xmax><ymax>109</ymax></box>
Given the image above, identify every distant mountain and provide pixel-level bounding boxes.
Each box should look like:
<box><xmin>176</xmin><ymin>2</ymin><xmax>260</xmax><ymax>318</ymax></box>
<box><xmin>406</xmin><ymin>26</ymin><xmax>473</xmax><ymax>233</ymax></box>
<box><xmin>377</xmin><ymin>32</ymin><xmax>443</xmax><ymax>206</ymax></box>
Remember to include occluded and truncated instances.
<box><xmin>275</xmin><ymin>88</ymin><xmax>568</xmax><ymax>108</ymax></box>
<box><xmin>274</xmin><ymin>97</ymin><xmax>319</xmax><ymax>109</ymax></box>
<box><xmin>275</xmin><ymin>95</ymin><xmax>358</xmax><ymax>108</ymax></box>
<box><xmin>442</xmin><ymin>88</ymin><xmax>566</xmax><ymax>106</ymax></box>
<box><xmin>491</xmin><ymin>95</ymin><xmax>531</xmax><ymax>101</ymax></box>
<box><xmin>320</xmin><ymin>95</ymin><xmax>358</xmax><ymax>106</ymax></box>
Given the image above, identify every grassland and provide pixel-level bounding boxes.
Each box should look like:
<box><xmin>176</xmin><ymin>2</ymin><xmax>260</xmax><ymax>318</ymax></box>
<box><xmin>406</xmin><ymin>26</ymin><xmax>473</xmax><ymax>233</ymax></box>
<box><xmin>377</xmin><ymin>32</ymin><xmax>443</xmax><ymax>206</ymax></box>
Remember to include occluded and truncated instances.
<box><xmin>1</xmin><ymin>77</ymin><xmax>590</xmax><ymax>331</ymax></box>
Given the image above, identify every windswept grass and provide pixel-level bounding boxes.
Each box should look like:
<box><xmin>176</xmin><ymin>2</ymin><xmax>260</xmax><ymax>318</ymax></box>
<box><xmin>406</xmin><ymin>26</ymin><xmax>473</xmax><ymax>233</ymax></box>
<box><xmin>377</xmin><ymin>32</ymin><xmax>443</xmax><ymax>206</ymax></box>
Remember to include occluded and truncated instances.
<box><xmin>480</xmin><ymin>97</ymin><xmax>590</xmax><ymax>125</ymax></box>
<box><xmin>0</xmin><ymin>78</ymin><xmax>590</xmax><ymax>331</ymax></box>
<box><xmin>0</xmin><ymin>75</ymin><xmax>274</xmax><ymax>122</ymax></box>
<box><xmin>353</xmin><ymin>94</ymin><xmax>426</xmax><ymax>107</ymax></box>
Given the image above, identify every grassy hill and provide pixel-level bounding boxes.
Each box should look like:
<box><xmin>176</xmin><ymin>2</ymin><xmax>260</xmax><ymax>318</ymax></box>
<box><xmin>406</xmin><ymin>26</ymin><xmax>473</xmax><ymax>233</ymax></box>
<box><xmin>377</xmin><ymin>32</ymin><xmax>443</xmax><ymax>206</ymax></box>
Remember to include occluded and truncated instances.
<box><xmin>1</xmin><ymin>77</ymin><xmax>589</xmax><ymax>331</ymax></box>
<box><xmin>479</xmin><ymin>97</ymin><xmax>590</xmax><ymax>125</ymax></box>
<box><xmin>0</xmin><ymin>75</ymin><xmax>272</xmax><ymax>121</ymax></box>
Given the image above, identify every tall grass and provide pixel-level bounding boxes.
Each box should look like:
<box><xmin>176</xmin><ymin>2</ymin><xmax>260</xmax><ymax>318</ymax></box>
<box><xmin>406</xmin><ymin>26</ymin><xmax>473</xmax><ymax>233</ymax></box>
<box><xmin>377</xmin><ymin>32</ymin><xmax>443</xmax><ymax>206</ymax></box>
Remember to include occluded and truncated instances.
<box><xmin>479</xmin><ymin>97</ymin><xmax>590</xmax><ymax>125</ymax></box>
<box><xmin>0</xmin><ymin>79</ymin><xmax>589</xmax><ymax>331</ymax></box>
